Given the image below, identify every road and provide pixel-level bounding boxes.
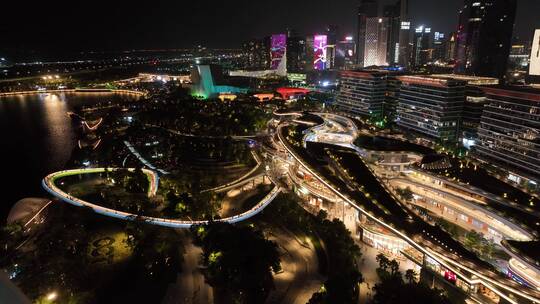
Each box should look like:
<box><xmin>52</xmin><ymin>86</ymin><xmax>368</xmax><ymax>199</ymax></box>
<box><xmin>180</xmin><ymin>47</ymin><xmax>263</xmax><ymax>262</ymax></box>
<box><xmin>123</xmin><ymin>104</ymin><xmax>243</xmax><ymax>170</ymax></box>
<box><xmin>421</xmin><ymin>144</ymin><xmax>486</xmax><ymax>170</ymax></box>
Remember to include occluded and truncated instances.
<box><xmin>162</xmin><ymin>232</ymin><xmax>213</xmax><ymax>304</ymax></box>
<box><xmin>266</xmin><ymin>227</ymin><xmax>323</xmax><ymax>304</ymax></box>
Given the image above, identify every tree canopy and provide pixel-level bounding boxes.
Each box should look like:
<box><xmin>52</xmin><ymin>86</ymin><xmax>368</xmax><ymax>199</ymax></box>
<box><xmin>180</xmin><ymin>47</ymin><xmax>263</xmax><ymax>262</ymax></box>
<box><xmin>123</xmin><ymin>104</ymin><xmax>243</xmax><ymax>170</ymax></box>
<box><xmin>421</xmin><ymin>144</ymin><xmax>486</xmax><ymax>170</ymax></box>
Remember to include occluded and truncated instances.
<box><xmin>192</xmin><ymin>222</ymin><xmax>281</xmax><ymax>303</ymax></box>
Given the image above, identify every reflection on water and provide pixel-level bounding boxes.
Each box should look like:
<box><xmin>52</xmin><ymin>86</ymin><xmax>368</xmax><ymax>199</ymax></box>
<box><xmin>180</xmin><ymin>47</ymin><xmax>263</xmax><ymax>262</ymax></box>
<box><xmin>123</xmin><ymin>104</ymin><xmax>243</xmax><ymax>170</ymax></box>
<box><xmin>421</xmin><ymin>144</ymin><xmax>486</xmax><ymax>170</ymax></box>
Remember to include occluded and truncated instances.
<box><xmin>0</xmin><ymin>92</ymin><xmax>140</xmax><ymax>219</ymax></box>
<box><xmin>42</xmin><ymin>94</ymin><xmax>76</xmax><ymax>177</ymax></box>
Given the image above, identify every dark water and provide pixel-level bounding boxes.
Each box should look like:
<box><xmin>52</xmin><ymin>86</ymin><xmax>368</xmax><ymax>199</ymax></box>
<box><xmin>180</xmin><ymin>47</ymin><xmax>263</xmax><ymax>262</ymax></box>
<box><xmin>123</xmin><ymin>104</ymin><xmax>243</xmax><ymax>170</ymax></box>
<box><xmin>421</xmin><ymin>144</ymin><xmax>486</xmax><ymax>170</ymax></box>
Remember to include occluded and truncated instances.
<box><xmin>0</xmin><ymin>92</ymin><xmax>139</xmax><ymax>221</ymax></box>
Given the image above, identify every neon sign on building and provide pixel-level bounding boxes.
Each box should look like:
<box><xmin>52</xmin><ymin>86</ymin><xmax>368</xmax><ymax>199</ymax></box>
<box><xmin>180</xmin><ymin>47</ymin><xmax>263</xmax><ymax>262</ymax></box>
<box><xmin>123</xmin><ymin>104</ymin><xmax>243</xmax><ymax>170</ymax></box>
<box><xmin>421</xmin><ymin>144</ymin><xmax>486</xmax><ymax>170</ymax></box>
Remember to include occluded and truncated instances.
<box><xmin>530</xmin><ymin>29</ymin><xmax>540</xmax><ymax>76</ymax></box>
<box><xmin>314</xmin><ymin>35</ymin><xmax>328</xmax><ymax>70</ymax></box>
<box><xmin>270</xmin><ymin>34</ymin><xmax>287</xmax><ymax>70</ymax></box>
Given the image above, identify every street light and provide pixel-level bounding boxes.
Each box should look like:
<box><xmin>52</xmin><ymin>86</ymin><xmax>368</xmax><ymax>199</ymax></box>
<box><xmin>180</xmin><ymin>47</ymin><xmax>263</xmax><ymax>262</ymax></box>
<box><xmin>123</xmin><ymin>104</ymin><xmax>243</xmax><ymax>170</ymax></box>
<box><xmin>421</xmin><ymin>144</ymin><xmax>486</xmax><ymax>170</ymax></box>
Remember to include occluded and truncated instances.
<box><xmin>46</xmin><ymin>291</ymin><xmax>57</xmax><ymax>301</ymax></box>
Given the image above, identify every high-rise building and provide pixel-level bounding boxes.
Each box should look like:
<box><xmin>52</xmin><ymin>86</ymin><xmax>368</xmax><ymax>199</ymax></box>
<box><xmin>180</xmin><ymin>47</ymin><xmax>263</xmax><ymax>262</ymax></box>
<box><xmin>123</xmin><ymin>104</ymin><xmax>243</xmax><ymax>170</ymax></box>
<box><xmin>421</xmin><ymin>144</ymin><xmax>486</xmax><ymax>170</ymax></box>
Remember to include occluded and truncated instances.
<box><xmin>383</xmin><ymin>2</ymin><xmax>400</xmax><ymax>66</ymax></box>
<box><xmin>529</xmin><ymin>29</ymin><xmax>540</xmax><ymax>83</ymax></box>
<box><xmin>396</xmin><ymin>76</ymin><xmax>466</xmax><ymax>142</ymax></box>
<box><xmin>429</xmin><ymin>74</ymin><xmax>499</xmax><ymax>144</ymax></box>
<box><xmin>397</xmin><ymin>0</ymin><xmax>411</xmax><ymax>68</ymax></box>
<box><xmin>305</xmin><ymin>36</ymin><xmax>315</xmax><ymax>72</ymax></box>
<box><xmin>335</xmin><ymin>37</ymin><xmax>357</xmax><ymax>70</ymax></box>
<box><xmin>384</xmin><ymin>0</ymin><xmax>409</xmax><ymax>67</ymax></box>
<box><xmin>356</xmin><ymin>0</ymin><xmax>379</xmax><ymax>67</ymax></box>
<box><xmin>432</xmin><ymin>32</ymin><xmax>448</xmax><ymax>62</ymax></box>
<box><xmin>454</xmin><ymin>0</ymin><xmax>517</xmax><ymax>80</ymax></box>
<box><xmin>287</xmin><ymin>31</ymin><xmax>307</xmax><ymax>73</ymax></box>
<box><xmin>364</xmin><ymin>17</ymin><xmax>389</xmax><ymax>67</ymax></box>
<box><xmin>313</xmin><ymin>35</ymin><xmax>329</xmax><ymax>70</ymax></box>
<box><xmin>336</xmin><ymin>69</ymin><xmax>402</xmax><ymax>121</ymax></box>
<box><xmin>412</xmin><ymin>26</ymin><xmax>432</xmax><ymax>68</ymax></box>
<box><xmin>325</xmin><ymin>25</ymin><xmax>340</xmax><ymax>69</ymax></box>
<box><xmin>474</xmin><ymin>86</ymin><xmax>540</xmax><ymax>186</ymax></box>
<box><xmin>385</xmin><ymin>74</ymin><xmax>402</xmax><ymax>122</ymax></box>
<box><xmin>446</xmin><ymin>32</ymin><xmax>458</xmax><ymax>62</ymax></box>
<box><xmin>336</xmin><ymin>70</ymin><xmax>391</xmax><ymax>120</ymax></box>
<box><xmin>242</xmin><ymin>38</ymin><xmax>270</xmax><ymax>70</ymax></box>
<box><xmin>270</xmin><ymin>34</ymin><xmax>287</xmax><ymax>72</ymax></box>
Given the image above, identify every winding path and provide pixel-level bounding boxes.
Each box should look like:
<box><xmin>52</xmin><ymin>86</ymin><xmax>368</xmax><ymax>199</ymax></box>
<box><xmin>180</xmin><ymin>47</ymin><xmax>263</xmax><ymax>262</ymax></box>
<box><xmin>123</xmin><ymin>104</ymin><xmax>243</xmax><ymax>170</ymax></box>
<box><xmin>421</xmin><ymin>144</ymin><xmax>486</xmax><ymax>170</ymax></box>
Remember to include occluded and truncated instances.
<box><xmin>42</xmin><ymin>168</ymin><xmax>280</xmax><ymax>229</ymax></box>
<box><xmin>276</xmin><ymin>114</ymin><xmax>540</xmax><ymax>303</ymax></box>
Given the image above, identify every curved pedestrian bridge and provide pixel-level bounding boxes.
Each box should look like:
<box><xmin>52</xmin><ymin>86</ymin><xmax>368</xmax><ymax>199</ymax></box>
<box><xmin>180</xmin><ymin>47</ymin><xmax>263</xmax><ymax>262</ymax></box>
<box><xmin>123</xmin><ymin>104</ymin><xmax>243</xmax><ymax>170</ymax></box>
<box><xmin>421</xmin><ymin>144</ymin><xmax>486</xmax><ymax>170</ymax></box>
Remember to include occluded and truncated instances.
<box><xmin>42</xmin><ymin>168</ymin><xmax>280</xmax><ymax>228</ymax></box>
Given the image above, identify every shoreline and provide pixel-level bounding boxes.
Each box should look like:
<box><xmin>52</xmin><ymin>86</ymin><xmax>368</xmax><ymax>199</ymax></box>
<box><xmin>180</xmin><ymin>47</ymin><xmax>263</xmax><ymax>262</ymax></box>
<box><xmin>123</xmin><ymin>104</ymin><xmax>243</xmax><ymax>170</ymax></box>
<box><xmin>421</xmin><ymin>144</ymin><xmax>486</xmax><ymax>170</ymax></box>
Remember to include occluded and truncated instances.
<box><xmin>0</xmin><ymin>88</ymin><xmax>147</xmax><ymax>98</ymax></box>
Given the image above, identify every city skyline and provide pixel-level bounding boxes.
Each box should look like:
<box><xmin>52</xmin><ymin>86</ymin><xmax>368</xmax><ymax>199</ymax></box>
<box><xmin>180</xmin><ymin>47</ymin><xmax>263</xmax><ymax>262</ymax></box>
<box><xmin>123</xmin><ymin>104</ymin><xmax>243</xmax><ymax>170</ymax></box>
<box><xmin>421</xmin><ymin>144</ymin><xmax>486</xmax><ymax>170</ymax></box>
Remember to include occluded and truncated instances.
<box><xmin>1</xmin><ymin>1</ymin><xmax>540</xmax><ymax>303</ymax></box>
<box><xmin>1</xmin><ymin>0</ymin><xmax>539</xmax><ymax>57</ymax></box>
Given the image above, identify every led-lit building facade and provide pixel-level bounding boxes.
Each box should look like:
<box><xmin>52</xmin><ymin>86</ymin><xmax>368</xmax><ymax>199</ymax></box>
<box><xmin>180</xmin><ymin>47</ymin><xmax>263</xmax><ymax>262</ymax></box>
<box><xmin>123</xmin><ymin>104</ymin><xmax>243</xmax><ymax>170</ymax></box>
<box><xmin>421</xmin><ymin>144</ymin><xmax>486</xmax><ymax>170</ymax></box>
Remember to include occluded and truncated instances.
<box><xmin>529</xmin><ymin>29</ymin><xmax>540</xmax><ymax>84</ymax></box>
<box><xmin>270</xmin><ymin>34</ymin><xmax>287</xmax><ymax>71</ymax></box>
<box><xmin>356</xmin><ymin>0</ymin><xmax>379</xmax><ymax>67</ymax></box>
<box><xmin>474</xmin><ymin>86</ymin><xmax>540</xmax><ymax>186</ymax></box>
<box><xmin>396</xmin><ymin>76</ymin><xmax>466</xmax><ymax>142</ymax></box>
<box><xmin>313</xmin><ymin>35</ymin><xmax>329</xmax><ymax>70</ymax></box>
<box><xmin>336</xmin><ymin>70</ymin><xmax>396</xmax><ymax>120</ymax></box>
<box><xmin>335</xmin><ymin>38</ymin><xmax>356</xmax><ymax>70</ymax></box>
<box><xmin>364</xmin><ymin>17</ymin><xmax>389</xmax><ymax>67</ymax></box>
<box><xmin>190</xmin><ymin>65</ymin><xmax>248</xmax><ymax>99</ymax></box>
<box><xmin>454</xmin><ymin>0</ymin><xmax>517</xmax><ymax>80</ymax></box>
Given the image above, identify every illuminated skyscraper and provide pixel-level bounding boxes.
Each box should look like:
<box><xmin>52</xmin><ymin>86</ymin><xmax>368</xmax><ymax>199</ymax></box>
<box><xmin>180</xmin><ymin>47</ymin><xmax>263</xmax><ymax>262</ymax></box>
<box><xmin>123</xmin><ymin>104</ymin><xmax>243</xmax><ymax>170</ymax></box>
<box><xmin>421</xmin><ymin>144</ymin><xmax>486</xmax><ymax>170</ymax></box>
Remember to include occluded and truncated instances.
<box><xmin>325</xmin><ymin>25</ymin><xmax>340</xmax><ymax>69</ymax></box>
<box><xmin>335</xmin><ymin>37</ymin><xmax>357</xmax><ymax>69</ymax></box>
<box><xmin>313</xmin><ymin>35</ymin><xmax>329</xmax><ymax>70</ymax></box>
<box><xmin>384</xmin><ymin>0</ymin><xmax>409</xmax><ymax>67</ymax></box>
<box><xmin>454</xmin><ymin>0</ymin><xmax>517</xmax><ymax>80</ymax></box>
<box><xmin>287</xmin><ymin>30</ymin><xmax>307</xmax><ymax>73</ymax></box>
<box><xmin>446</xmin><ymin>32</ymin><xmax>458</xmax><ymax>61</ymax></box>
<box><xmin>356</xmin><ymin>0</ymin><xmax>379</xmax><ymax>67</ymax></box>
<box><xmin>270</xmin><ymin>34</ymin><xmax>287</xmax><ymax>73</ymax></box>
<box><xmin>432</xmin><ymin>32</ymin><xmax>447</xmax><ymax>62</ymax></box>
<box><xmin>397</xmin><ymin>0</ymin><xmax>411</xmax><ymax>68</ymax></box>
<box><xmin>529</xmin><ymin>29</ymin><xmax>540</xmax><ymax>83</ymax></box>
<box><xmin>412</xmin><ymin>26</ymin><xmax>432</xmax><ymax>68</ymax></box>
<box><xmin>242</xmin><ymin>38</ymin><xmax>270</xmax><ymax>69</ymax></box>
<box><xmin>364</xmin><ymin>17</ymin><xmax>389</xmax><ymax>67</ymax></box>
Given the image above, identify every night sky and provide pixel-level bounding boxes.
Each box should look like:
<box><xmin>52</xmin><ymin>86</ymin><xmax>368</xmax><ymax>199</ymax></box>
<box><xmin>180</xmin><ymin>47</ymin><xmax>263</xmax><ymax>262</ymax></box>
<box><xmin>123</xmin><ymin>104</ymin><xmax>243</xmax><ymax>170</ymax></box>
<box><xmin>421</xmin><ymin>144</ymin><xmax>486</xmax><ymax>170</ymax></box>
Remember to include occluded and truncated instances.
<box><xmin>1</xmin><ymin>0</ymin><xmax>539</xmax><ymax>55</ymax></box>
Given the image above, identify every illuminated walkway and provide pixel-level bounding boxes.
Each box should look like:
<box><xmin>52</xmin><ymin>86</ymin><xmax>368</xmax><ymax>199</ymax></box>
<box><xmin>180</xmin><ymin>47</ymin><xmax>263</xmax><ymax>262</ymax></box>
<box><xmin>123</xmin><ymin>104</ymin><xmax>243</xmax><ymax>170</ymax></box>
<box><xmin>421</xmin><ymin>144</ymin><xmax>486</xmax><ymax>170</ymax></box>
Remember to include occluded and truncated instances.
<box><xmin>388</xmin><ymin>178</ymin><xmax>533</xmax><ymax>242</ymax></box>
<box><xmin>124</xmin><ymin>141</ymin><xmax>170</xmax><ymax>175</ymax></box>
<box><xmin>42</xmin><ymin>168</ymin><xmax>280</xmax><ymax>229</ymax></box>
<box><xmin>276</xmin><ymin>114</ymin><xmax>540</xmax><ymax>303</ymax></box>
<box><xmin>145</xmin><ymin>124</ymin><xmax>259</xmax><ymax>140</ymax></box>
<box><xmin>201</xmin><ymin>151</ymin><xmax>265</xmax><ymax>194</ymax></box>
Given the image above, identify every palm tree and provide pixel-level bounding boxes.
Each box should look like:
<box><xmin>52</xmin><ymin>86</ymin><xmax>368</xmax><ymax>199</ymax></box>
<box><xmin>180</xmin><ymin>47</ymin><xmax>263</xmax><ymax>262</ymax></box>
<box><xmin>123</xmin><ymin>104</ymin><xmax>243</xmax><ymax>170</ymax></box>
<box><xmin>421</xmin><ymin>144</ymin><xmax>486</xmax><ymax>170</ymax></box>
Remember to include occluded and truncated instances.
<box><xmin>405</xmin><ymin>269</ymin><xmax>417</xmax><ymax>284</ymax></box>
<box><xmin>389</xmin><ymin>259</ymin><xmax>400</xmax><ymax>276</ymax></box>
<box><xmin>376</xmin><ymin>253</ymin><xmax>390</xmax><ymax>272</ymax></box>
